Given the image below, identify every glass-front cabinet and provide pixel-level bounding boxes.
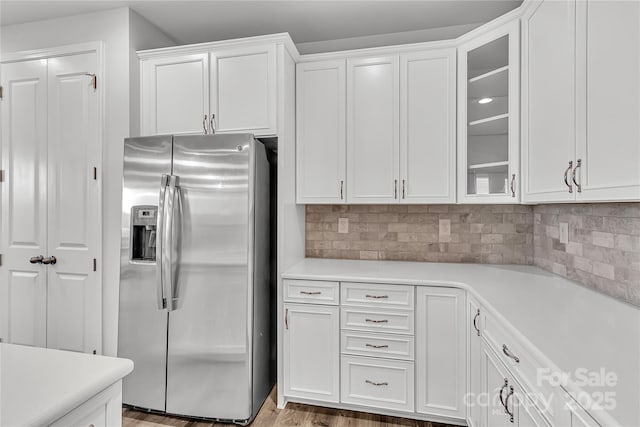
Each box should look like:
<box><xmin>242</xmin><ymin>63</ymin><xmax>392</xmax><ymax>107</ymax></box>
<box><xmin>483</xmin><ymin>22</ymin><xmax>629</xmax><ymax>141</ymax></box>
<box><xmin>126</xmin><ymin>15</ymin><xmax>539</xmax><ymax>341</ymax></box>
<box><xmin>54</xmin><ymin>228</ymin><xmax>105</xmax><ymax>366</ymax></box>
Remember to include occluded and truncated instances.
<box><xmin>458</xmin><ymin>21</ymin><xmax>520</xmax><ymax>203</ymax></box>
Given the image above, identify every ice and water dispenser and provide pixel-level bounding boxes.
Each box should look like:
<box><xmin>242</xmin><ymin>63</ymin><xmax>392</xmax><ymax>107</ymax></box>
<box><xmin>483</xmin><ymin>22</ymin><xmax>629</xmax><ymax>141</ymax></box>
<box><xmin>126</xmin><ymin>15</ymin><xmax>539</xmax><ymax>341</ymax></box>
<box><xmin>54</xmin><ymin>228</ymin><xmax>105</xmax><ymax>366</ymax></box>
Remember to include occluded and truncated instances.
<box><xmin>130</xmin><ymin>206</ymin><xmax>158</xmax><ymax>262</ymax></box>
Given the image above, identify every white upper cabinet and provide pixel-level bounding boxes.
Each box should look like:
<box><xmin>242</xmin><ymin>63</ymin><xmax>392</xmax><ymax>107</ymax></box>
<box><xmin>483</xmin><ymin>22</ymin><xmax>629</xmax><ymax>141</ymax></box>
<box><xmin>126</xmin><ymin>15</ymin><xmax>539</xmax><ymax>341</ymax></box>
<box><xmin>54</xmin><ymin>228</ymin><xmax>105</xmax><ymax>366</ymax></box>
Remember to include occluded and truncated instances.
<box><xmin>140</xmin><ymin>41</ymin><xmax>279</xmax><ymax>137</ymax></box>
<box><xmin>458</xmin><ymin>21</ymin><xmax>520</xmax><ymax>203</ymax></box>
<box><xmin>400</xmin><ymin>49</ymin><xmax>456</xmax><ymax>203</ymax></box>
<box><xmin>141</xmin><ymin>53</ymin><xmax>210</xmax><ymax>136</ymax></box>
<box><xmin>211</xmin><ymin>45</ymin><xmax>277</xmax><ymax>135</ymax></box>
<box><xmin>296</xmin><ymin>60</ymin><xmax>346</xmax><ymax>203</ymax></box>
<box><xmin>523</xmin><ymin>0</ymin><xmax>640</xmax><ymax>203</ymax></box>
<box><xmin>521</xmin><ymin>0</ymin><xmax>576</xmax><ymax>203</ymax></box>
<box><xmin>346</xmin><ymin>55</ymin><xmax>400</xmax><ymax>203</ymax></box>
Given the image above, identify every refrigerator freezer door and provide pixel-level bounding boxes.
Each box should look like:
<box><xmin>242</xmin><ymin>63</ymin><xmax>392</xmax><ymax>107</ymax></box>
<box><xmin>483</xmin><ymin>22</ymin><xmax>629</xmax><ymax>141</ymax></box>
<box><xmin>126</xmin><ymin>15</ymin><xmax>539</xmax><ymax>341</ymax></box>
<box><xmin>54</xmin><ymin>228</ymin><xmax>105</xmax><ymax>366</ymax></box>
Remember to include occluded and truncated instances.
<box><xmin>166</xmin><ymin>134</ymin><xmax>254</xmax><ymax>420</ymax></box>
<box><xmin>119</xmin><ymin>136</ymin><xmax>172</xmax><ymax>411</ymax></box>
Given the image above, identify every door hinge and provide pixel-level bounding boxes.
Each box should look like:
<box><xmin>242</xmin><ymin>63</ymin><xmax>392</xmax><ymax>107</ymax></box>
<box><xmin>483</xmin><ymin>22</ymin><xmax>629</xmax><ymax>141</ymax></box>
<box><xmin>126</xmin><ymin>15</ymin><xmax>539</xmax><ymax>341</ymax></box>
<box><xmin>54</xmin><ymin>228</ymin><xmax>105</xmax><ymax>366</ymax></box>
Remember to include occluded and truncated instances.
<box><xmin>0</xmin><ymin>170</ymin><xmax>4</xmax><ymax>182</ymax></box>
<box><xmin>0</xmin><ymin>85</ymin><xmax>3</xmax><ymax>99</ymax></box>
<box><xmin>0</xmin><ymin>254</ymin><xmax>2</xmax><ymax>266</ymax></box>
<box><xmin>85</xmin><ymin>73</ymin><xmax>97</xmax><ymax>90</ymax></box>
<box><xmin>92</xmin><ymin>258</ymin><xmax>97</xmax><ymax>272</ymax></box>
<box><xmin>93</xmin><ymin>167</ymin><xmax>97</xmax><ymax>180</ymax></box>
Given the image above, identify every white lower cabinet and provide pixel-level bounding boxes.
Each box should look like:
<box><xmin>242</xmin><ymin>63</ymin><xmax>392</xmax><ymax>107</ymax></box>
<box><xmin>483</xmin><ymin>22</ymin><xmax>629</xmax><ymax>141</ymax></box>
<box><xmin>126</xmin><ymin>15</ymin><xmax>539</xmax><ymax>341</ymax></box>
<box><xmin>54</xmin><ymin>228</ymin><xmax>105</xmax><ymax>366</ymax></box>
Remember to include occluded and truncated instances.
<box><xmin>50</xmin><ymin>381</ymin><xmax>123</xmax><ymax>427</ymax></box>
<box><xmin>468</xmin><ymin>297</ymin><xmax>483</xmax><ymax>427</ymax></box>
<box><xmin>283</xmin><ymin>303</ymin><xmax>339</xmax><ymax>403</ymax></box>
<box><xmin>415</xmin><ymin>287</ymin><xmax>466</xmax><ymax>420</ymax></box>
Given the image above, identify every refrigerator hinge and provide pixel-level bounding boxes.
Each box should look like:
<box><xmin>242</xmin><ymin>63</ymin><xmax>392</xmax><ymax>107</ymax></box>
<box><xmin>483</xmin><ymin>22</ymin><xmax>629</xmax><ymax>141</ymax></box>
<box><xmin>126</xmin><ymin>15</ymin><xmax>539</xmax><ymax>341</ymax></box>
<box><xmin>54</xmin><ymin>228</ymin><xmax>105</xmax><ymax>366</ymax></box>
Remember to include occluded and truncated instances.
<box><xmin>92</xmin><ymin>258</ymin><xmax>97</xmax><ymax>272</ymax></box>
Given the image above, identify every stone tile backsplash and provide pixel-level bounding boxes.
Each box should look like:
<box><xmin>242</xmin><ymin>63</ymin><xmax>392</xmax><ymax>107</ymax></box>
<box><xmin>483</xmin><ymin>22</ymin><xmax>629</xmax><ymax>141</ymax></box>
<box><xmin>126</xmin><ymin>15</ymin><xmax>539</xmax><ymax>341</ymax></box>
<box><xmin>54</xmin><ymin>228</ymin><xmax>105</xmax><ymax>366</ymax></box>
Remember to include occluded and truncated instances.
<box><xmin>533</xmin><ymin>203</ymin><xmax>640</xmax><ymax>306</ymax></box>
<box><xmin>305</xmin><ymin>204</ymin><xmax>534</xmax><ymax>264</ymax></box>
<box><xmin>305</xmin><ymin>203</ymin><xmax>640</xmax><ymax>306</ymax></box>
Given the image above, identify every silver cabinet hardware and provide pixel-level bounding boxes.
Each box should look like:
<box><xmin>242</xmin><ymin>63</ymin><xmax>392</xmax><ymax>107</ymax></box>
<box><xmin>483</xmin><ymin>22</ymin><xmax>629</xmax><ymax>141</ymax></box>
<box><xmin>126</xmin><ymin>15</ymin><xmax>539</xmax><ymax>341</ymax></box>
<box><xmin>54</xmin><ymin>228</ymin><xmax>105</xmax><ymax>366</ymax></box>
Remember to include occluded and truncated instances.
<box><xmin>84</xmin><ymin>73</ymin><xmax>97</xmax><ymax>90</ymax></box>
<box><xmin>505</xmin><ymin>386</ymin><xmax>515</xmax><ymax>423</ymax></box>
<box><xmin>473</xmin><ymin>309</ymin><xmax>480</xmax><ymax>336</ymax></box>
<box><xmin>365</xmin><ymin>343</ymin><xmax>389</xmax><ymax>349</ymax></box>
<box><xmin>300</xmin><ymin>291</ymin><xmax>321</xmax><ymax>295</ymax></box>
<box><xmin>572</xmin><ymin>158</ymin><xmax>582</xmax><ymax>193</ymax></box>
<box><xmin>42</xmin><ymin>256</ymin><xmax>57</xmax><ymax>265</ymax></box>
<box><xmin>29</xmin><ymin>255</ymin><xmax>44</xmax><ymax>264</ymax></box>
<box><xmin>209</xmin><ymin>113</ymin><xmax>216</xmax><ymax>134</ymax></box>
<box><xmin>564</xmin><ymin>160</ymin><xmax>574</xmax><ymax>193</ymax></box>
<box><xmin>202</xmin><ymin>114</ymin><xmax>208</xmax><ymax>134</ymax></box>
<box><xmin>402</xmin><ymin>179</ymin><xmax>406</xmax><ymax>199</ymax></box>
<box><xmin>285</xmin><ymin>308</ymin><xmax>289</xmax><ymax>330</ymax></box>
<box><xmin>365</xmin><ymin>380</ymin><xmax>388</xmax><ymax>386</ymax></box>
<box><xmin>365</xmin><ymin>294</ymin><xmax>388</xmax><ymax>299</ymax></box>
<box><xmin>365</xmin><ymin>318</ymin><xmax>388</xmax><ymax>323</ymax></box>
<box><xmin>394</xmin><ymin>179</ymin><xmax>398</xmax><ymax>199</ymax></box>
<box><xmin>340</xmin><ymin>180</ymin><xmax>344</xmax><ymax>200</ymax></box>
<box><xmin>499</xmin><ymin>379</ymin><xmax>509</xmax><ymax>408</ymax></box>
<box><xmin>510</xmin><ymin>174</ymin><xmax>516</xmax><ymax>197</ymax></box>
<box><xmin>502</xmin><ymin>344</ymin><xmax>520</xmax><ymax>363</ymax></box>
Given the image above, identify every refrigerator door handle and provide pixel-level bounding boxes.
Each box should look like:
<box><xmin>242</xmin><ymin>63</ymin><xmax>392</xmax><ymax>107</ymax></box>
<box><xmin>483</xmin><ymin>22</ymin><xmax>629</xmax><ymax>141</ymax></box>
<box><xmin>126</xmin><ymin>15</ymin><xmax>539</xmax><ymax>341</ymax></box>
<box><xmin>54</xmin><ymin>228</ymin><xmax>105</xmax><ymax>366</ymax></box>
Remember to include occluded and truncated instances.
<box><xmin>156</xmin><ymin>174</ymin><xmax>170</xmax><ymax>310</ymax></box>
<box><xmin>164</xmin><ymin>175</ymin><xmax>180</xmax><ymax>311</ymax></box>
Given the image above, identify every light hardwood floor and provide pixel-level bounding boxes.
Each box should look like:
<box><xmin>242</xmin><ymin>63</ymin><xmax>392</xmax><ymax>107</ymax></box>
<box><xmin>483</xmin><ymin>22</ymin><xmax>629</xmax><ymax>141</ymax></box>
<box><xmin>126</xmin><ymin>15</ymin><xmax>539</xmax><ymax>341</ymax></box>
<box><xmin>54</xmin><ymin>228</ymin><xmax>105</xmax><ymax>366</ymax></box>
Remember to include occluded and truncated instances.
<box><xmin>122</xmin><ymin>387</ymin><xmax>454</xmax><ymax>427</ymax></box>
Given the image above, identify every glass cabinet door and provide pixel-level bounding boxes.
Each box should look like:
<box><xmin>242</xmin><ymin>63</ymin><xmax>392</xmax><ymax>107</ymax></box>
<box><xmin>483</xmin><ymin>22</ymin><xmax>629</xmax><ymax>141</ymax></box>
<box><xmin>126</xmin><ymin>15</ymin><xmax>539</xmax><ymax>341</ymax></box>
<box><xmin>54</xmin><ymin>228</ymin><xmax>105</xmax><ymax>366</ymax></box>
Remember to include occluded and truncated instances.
<box><xmin>458</xmin><ymin>21</ymin><xmax>520</xmax><ymax>202</ymax></box>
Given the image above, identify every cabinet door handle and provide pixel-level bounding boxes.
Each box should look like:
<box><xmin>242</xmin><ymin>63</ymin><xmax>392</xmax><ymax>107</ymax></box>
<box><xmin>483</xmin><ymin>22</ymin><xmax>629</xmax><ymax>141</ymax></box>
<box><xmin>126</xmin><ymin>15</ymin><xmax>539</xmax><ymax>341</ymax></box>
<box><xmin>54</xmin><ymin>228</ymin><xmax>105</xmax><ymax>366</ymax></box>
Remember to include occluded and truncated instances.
<box><xmin>394</xmin><ymin>179</ymin><xmax>398</xmax><ymax>199</ymax></box>
<box><xmin>505</xmin><ymin>386</ymin><xmax>515</xmax><ymax>423</ymax></box>
<box><xmin>285</xmin><ymin>308</ymin><xmax>289</xmax><ymax>330</ymax></box>
<box><xmin>499</xmin><ymin>379</ymin><xmax>509</xmax><ymax>408</ymax></box>
<box><xmin>365</xmin><ymin>380</ymin><xmax>388</xmax><ymax>386</ymax></box>
<box><xmin>210</xmin><ymin>113</ymin><xmax>216</xmax><ymax>134</ymax></box>
<box><xmin>340</xmin><ymin>180</ymin><xmax>344</xmax><ymax>200</ymax></box>
<box><xmin>402</xmin><ymin>179</ymin><xmax>406</xmax><ymax>199</ymax></box>
<box><xmin>42</xmin><ymin>256</ymin><xmax>57</xmax><ymax>265</ymax></box>
<box><xmin>300</xmin><ymin>291</ymin><xmax>321</xmax><ymax>295</ymax></box>
<box><xmin>202</xmin><ymin>114</ymin><xmax>208</xmax><ymax>134</ymax></box>
<box><xmin>473</xmin><ymin>308</ymin><xmax>480</xmax><ymax>336</ymax></box>
<box><xmin>29</xmin><ymin>255</ymin><xmax>44</xmax><ymax>264</ymax></box>
<box><xmin>502</xmin><ymin>344</ymin><xmax>520</xmax><ymax>363</ymax></box>
<box><xmin>365</xmin><ymin>343</ymin><xmax>389</xmax><ymax>349</ymax></box>
<box><xmin>365</xmin><ymin>294</ymin><xmax>388</xmax><ymax>299</ymax></box>
<box><xmin>563</xmin><ymin>160</ymin><xmax>574</xmax><ymax>193</ymax></box>
<box><xmin>510</xmin><ymin>174</ymin><xmax>516</xmax><ymax>198</ymax></box>
<box><xmin>365</xmin><ymin>318</ymin><xmax>388</xmax><ymax>324</ymax></box>
<box><xmin>572</xmin><ymin>158</ymin><xmax>582</xmax><ymax>193</ymax></box>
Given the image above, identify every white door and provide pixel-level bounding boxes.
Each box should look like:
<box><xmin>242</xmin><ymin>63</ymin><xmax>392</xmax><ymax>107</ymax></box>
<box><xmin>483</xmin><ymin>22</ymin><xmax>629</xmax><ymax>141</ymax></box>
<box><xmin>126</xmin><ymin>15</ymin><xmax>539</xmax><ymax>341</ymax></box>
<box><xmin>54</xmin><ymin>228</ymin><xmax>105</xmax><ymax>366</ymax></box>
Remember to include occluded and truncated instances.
<box><xmin>575</xmin><ymin>0</ymin><xmax>640</xmax><ymax>201</ymax></box>
<box><xmin>0</xmin><ymin>59</ymin><xmax>48</xmax><ymax>347</ymax></box>
<box><xmin>415</xmin><ymin>287</ymin><xmax>466</xmax><ymax>420</ymax></box>
<box><xmin>521</xmin><ymin>0</ymin><xmax>577</xmax><ymax>203</ymax></box>
<box><xmin>400</xmin><ymin>49</ymin><xmax>456</xmax><ymax>203</ymax></box>
<box><xmin>468</xmin><ymin>298</ymin><xmax>483</xmax><ymax>427</ymax></box>
<box><xmin>141</xmin><ymin>53</ymin><xmax>209</xmax><ymax>135</ymax></box>
<box><xmin>346</xmin><ymin>55</ymin><xmax>399</xmax><ymax>203</ymax></box>
<box><xmin>211</xmin><ymin>45</ymin><xmax>277</xmax><ymax>135</ymax></box>
<box><xmin>296</xmin><ymin>60</ymin><xmax>346</xmax><ymax>203</ymax></box>
<box><xmin>45</xmin><ymin>53</ymin><xmax>101</xmax><ymax>353</ymax></box>
<box><xmin>481</xmin><ymin>342</ymin><xmax>511</xmax><ymax>427</ymax></box>
<box><xmin>283</xmin><ymin>303</ymin><xmax>339</xmax><ymax>403</ymax></box>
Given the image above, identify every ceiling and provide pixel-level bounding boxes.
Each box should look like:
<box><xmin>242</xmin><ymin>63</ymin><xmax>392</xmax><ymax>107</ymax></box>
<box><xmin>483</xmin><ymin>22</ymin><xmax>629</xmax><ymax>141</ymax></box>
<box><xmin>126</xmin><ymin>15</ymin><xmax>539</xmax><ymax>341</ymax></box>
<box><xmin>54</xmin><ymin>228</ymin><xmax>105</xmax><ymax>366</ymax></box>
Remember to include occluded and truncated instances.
<box><xmin>1</xmin><ymin>1</ymin><xmax>523</xmax><ymax>52</ymax></box>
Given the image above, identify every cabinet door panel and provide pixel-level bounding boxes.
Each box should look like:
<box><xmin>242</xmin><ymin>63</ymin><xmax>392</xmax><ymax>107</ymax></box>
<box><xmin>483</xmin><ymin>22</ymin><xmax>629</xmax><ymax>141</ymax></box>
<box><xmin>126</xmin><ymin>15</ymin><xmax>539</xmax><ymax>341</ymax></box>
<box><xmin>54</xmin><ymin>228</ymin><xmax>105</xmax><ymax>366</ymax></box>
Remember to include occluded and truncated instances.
<box><xmin>576</xmin><ymin>0</ymin><xmax>640</xmax><ymax>201</ymax></box>
<box><xmin>400</xmin><ymin>49</ymin><xmax>456</xmax><ymax>203</ymax></box>
<box><xmin>47</xmin><ymin>52</ymin><xmax>101</xmax><ymax>354</ymax></box>
<box><xmin>481</xmin><ymin>343</ymin><xmax>511</xmax><ymax>427</ymax></box>
<box><xmin>283</xmin><ymin>304</ymin><xmax>339</xmax><ymax>403</ymax></box>
<box><xmin>141</xmin><ymin>53</ymin><xmax>209</xmax><ymax>135</ymax></box>
<box><xmin>416</xmin><ymin>287</ymin><xmax>466</xmax><ymax>420</ymax></box>
<box><xmin>296</xmin><ymin>60</ymin><xmax>346</xmax><ymax>203</ymax></box>
<box><xmin>522</xmin><ymin>0</ymin><xmax>576</xmax><ymax>202</ymax></box>
<box><xmin>211</xmin><ymin>45</ymin><xmax>276</xmax><ymax>135</ymax></box>
<box><xmin>468</xmin><ymin>298</ymin><xmax>483</xmax><ymax>427</ymax></box>
<box><xmin>347</xmin><ymin>56</ymin><xmax>399</xmax><ymax>203</ymax></box>
<box><xmin>0</xmin><ymin>59</ymin><xmax>48</xmax><ymax>347</ymax></box>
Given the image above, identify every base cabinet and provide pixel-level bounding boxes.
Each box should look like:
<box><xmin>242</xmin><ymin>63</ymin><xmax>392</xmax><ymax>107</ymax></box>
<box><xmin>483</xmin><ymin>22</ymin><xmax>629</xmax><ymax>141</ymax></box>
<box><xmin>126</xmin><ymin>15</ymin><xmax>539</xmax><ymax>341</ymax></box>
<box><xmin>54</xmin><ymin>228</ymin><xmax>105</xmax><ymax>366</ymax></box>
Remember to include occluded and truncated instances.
<box><xmin>50</xmin><ymin>381</ymin><xmax>123</xmax><ymax>427</ymax></box>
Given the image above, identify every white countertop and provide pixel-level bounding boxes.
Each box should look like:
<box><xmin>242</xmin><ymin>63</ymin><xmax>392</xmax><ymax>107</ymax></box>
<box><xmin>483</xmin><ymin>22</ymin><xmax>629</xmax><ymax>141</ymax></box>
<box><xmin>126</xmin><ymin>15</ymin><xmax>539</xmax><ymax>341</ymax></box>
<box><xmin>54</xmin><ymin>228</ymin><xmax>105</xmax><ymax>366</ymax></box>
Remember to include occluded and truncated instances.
<box><xmin>283</xmin><ymin>258</ymin><xmax>640</xmax><ymax>427</ymax></box>
<box><xmin>0</xmin><ymin>344</ymin><xmax>133</xmax><ymax>427</ymax></box>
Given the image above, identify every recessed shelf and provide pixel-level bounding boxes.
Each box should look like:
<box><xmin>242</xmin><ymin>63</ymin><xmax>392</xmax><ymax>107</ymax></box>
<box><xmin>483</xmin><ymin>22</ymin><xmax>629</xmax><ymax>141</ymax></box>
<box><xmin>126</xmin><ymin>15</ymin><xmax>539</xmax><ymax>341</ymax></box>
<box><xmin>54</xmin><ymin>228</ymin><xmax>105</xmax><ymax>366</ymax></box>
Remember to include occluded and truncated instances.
<box><xmin>469</xmin><ymin>65</ymin><xmax>508</xmax><ymax>83</ymax></box>
<box><xmin>468</xmin><ymin>160</ymin><xmax>509</xmax><ymax>170</ymax></box>
<box><xmin>468</xmin><ymin>66</ymin><xmax>509</xmax><ymax>99</ymax></box>
<box><xmin>469</xmin><ymin>113</ymin><xmax>509</xmax><ymax>127</ymax></box>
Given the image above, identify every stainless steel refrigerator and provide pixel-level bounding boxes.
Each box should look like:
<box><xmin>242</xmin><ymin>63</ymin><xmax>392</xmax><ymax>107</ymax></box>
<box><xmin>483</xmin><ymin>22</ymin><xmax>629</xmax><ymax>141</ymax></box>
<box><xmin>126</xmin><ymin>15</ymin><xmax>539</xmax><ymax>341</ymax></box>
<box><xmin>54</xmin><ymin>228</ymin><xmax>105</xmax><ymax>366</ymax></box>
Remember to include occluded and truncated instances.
<box><xmin>118</xmin><ymin>134</ymin><xmax>271</xmax><ymax>424</ymax></box>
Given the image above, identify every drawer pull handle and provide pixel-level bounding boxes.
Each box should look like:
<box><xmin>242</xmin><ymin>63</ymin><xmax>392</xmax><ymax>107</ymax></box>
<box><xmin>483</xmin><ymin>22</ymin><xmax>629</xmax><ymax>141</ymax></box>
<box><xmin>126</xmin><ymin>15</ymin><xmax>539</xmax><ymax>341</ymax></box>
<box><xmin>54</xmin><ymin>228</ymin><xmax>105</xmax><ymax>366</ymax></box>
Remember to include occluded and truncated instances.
<box><xmin>499</xmin><ymin>379</ymin><xmax>508</xmax><ymax>408</ymax></box>
<box><xmin>365</xmin><ymin>294</ymin><xmax>389</xmax><ymax>299</ymax></box>
<box><xmin>365</xmin><ymin>319</ymin><xmax>388</xmax><ymax>324</ymax></box>
<box><xmin>502</xmin><ymin>344</ymin><xmax>520</xmax><ymax>363</ymax></box>
<box><xmin>505</xmin><ymin>386</ymin><xmax>515</xmax><ymax>423</ymax></box>
<box><xmin>365</xmin><ymin>343</ymin><xmax>389</xmax><ymax>349</ymax></box>
<box><xmin>473</xmin><ymin>309</ymin><xmax>480</xmax><ymax>336</ymax></box>
<box><xmin>300</xmin><ymin>291</ymin><xmax>322</xmax><ymax>295</ymax></box>
<box><xmin>365</xmin><ymin>380</ymin><xmax>388</xmax><ymax>386</ymax></box>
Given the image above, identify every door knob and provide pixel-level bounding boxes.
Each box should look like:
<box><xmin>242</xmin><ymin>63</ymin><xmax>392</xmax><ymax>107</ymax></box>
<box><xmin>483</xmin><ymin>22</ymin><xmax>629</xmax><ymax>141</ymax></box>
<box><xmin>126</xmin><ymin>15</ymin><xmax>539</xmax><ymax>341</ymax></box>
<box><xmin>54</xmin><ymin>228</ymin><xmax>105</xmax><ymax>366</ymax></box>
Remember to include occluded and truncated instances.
<box><xmin>42</xmin><ymin>256</ymin><xmax>57</xmax><ymax>265</ymax></box>
<box><xmin>29</xmin><ymin>255</ymin><xmax>44</xmax><ymax>264</ymax></box>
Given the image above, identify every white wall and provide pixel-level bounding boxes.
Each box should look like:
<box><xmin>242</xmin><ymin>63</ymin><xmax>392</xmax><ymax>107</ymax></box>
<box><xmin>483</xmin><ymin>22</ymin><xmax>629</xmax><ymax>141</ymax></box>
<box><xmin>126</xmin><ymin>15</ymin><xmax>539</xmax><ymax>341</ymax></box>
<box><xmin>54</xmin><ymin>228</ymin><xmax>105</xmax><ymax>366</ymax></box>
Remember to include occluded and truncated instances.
<box><xmin>1</xmin><ymin>7</ymin><xmax>175</xmax><ymax>356</ymax></box>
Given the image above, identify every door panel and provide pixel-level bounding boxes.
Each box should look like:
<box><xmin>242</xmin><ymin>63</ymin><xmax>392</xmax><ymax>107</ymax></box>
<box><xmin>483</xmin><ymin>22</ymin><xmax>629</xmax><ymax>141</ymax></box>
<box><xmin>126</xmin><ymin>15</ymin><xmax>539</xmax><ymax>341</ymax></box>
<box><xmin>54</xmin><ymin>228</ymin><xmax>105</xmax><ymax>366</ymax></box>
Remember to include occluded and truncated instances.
<box><xmin>166</xmin><ymin>134</ymin><xmax>253</xmax><ymax>420</ymax></box>
<box><xmin>141</xmin><ymin>54</ymin><xmax>209</xmax><ymax>135</ymax></box>
<box><xmin>400</xmin><ymin>49</ymin><xmax>456</xmax><ymax>203</ymax></box>
<box><xmin>481</xmin><ymin>343</ymin><xmax>511</xmax><ymax>427</ymax></box>
<box><xmin>0</xmin><ymin>59</ymin><xmax>48</xmax><ymax>347</ymax></box>
<box><xmin>46</xmin><ymin>52</ymin><xmax>101</xmax><ymax>354</ymax></box>
<box><xmin>119</xmin><ymin>136</ymin><xmax>172</xmax><ymax>412</ymax></box>
<box><xmin>522</xmin><ymin>0</ymin><xmax>576</xmax><ymax>202</ymax></box>
<box><xmin>346</xmin><ymin>56</ymin><xmax>399</xmax><ymax>203</ymax></box>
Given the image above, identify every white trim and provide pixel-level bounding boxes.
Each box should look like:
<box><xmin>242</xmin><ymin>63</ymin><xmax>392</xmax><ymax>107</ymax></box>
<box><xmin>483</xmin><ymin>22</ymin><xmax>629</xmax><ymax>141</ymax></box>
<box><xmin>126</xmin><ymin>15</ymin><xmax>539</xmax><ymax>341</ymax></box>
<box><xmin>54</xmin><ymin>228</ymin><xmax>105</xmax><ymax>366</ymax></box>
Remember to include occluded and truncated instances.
<box><xmin>1</xmin><ymin>41</ymin><xmax>103</xmax><ymax>63</ymax></box>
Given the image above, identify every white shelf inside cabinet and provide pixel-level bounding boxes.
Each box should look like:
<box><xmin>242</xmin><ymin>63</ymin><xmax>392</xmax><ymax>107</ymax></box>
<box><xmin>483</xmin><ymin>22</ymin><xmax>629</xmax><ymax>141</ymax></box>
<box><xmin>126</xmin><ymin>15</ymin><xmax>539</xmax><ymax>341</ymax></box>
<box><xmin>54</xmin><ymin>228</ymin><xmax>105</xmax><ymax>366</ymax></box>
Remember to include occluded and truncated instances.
<box><xmin>468</xmin><ymin>113</ymin><xmax>508</xmax><ymax>136</ymax></box>
<box><xmin>468</xmin><ymin>161</ymin><xmax>509</xmax><ymax>173</ymax></box>
<box><xmin>468</xmin><ymin>65</ymin><xmax>509</xmax><ymax>98</ymax></box>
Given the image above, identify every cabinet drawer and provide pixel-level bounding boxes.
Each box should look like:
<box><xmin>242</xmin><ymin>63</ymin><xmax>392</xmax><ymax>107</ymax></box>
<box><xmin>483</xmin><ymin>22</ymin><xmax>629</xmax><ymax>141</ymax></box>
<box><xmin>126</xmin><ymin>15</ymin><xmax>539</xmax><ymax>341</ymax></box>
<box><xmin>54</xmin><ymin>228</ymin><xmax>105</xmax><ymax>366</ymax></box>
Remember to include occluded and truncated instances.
<box><xmin>341</xmin><ymin>331</ymin><xmax>414</xmax><ymax>360</ymax></box>
<box><xmin>341</xmin><ymin>355</ymin><xmax>414</xmax><ymax>412</ymax></box>
<box><xmin>284</xmin><ymin>280</ymin><xmax>339</xmax><ymax>305</ymax></box>
<box><xmin>341</xmin><ymin>282</ymin><xmax>414</xmax><ymax>309</ymax></box>
<box><xmin>341</xmin><ymin>307</ymin><xmax>414</xmax><ymax>335</ymax></box>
